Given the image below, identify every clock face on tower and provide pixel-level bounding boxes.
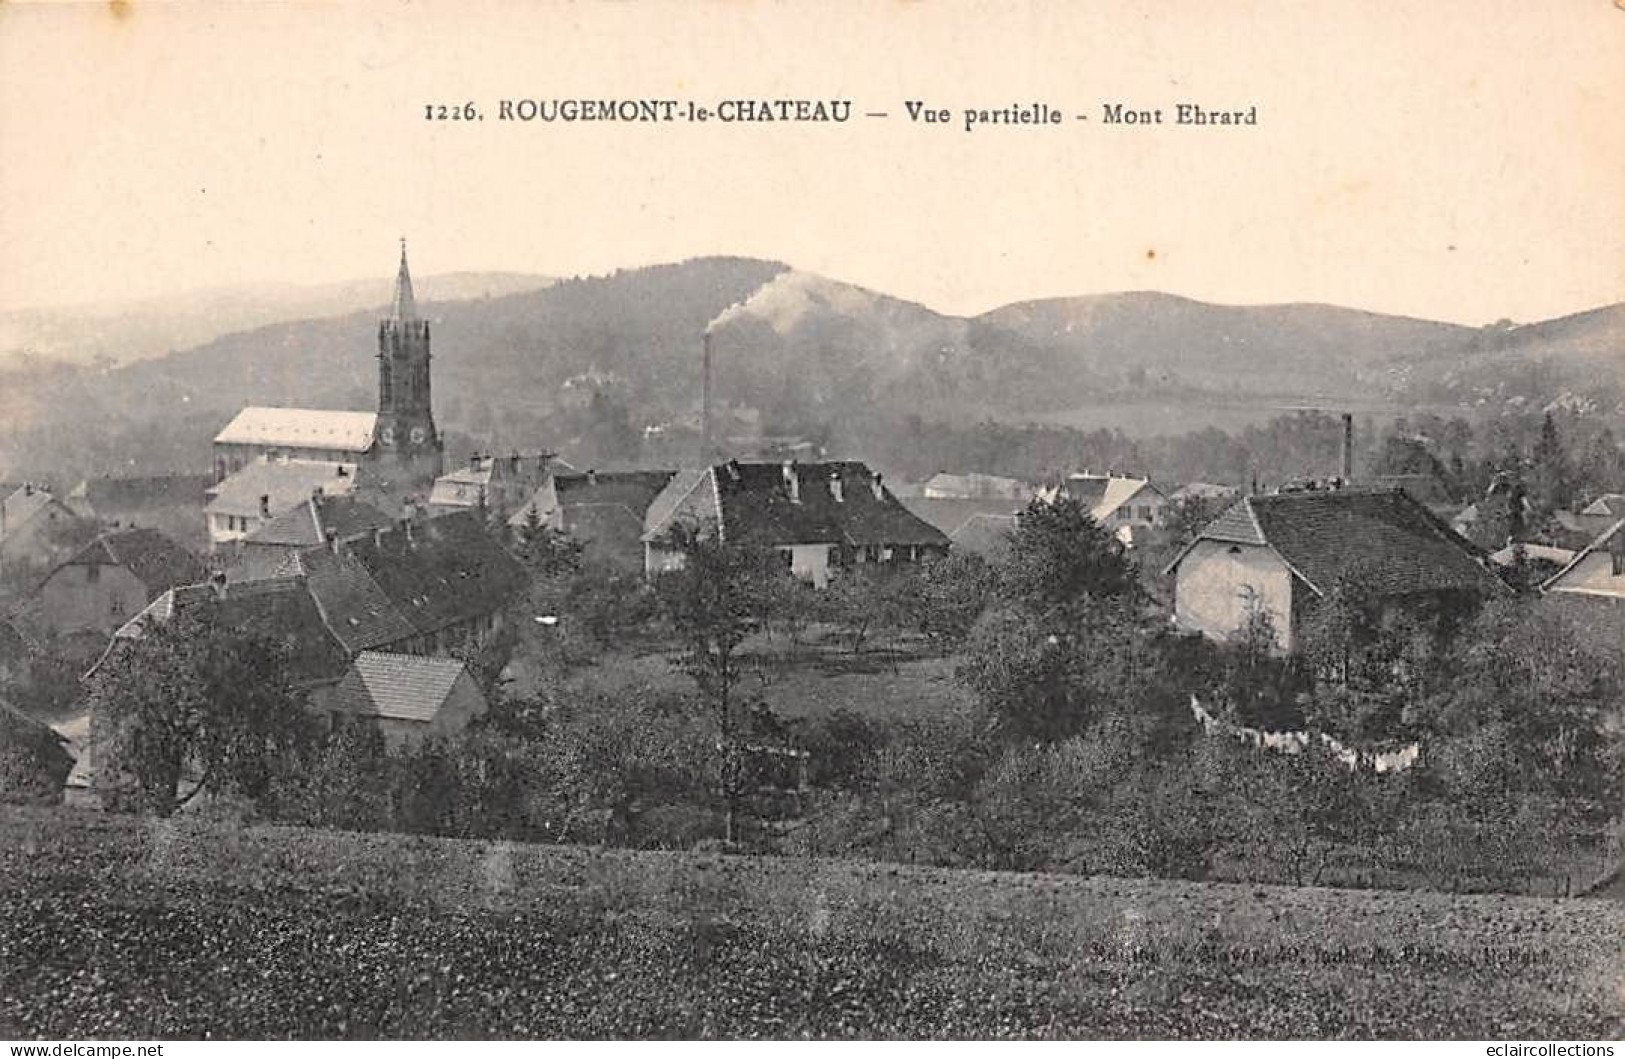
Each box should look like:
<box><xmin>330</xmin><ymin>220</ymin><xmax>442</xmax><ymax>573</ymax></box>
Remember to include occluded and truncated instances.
<box><xmin>410</xmin><ymin>426</ymin><xmax>426</xmax><ymax>445</ymax></box>
<box><xmin>379</xmin><ymin>425</ymin><xmax>395</xmax><ymax>447</ymax></box>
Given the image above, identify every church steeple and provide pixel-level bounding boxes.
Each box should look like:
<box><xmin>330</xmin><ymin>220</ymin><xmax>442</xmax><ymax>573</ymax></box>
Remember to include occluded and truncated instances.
<box><xmin>374</xmin><ymin>240</ymin><xmax>442</xmax><ymax>483</ymax></box>
<box><xmin>391</xmin><ymin>237</ymin><xmax>418</xmax><ymax>321</ymax></box>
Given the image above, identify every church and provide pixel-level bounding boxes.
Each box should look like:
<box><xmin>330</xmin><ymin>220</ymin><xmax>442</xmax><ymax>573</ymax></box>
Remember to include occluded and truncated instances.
<box><xmin>212</xmin><ymin>243</ymin><xmax>446</xmax><ymax>493</ymax></box>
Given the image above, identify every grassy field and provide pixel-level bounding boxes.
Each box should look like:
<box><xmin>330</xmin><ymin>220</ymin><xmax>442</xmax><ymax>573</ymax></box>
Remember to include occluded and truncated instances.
<box><xmin>3</xmin><ymin>807</ymin><xmax>1623</xmax><ymax>1039</ymax></box>
<box><xmin>515</xmin><ymin>633</ymin><xmax>974</xmax><ymax>723</ymax></box>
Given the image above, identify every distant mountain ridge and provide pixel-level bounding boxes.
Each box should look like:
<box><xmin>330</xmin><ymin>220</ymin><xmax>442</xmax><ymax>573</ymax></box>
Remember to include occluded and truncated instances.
<box><xmin>0</xmin><ymin>271</ymin><xmax>557</xmax><ymax>369</ymax></box>
<box><xmin>0</xmin><ymin>255</ymin><xmax>1619</xmax><ymax>482</ymax></box>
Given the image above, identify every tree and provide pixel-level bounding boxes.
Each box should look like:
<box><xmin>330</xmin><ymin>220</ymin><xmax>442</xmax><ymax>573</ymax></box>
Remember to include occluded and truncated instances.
<box><xmin>0</xmin><ymin>700</ymin><xmax>72</xmax><ymax>804</ymax></box>
<box><xmin>1530</xmin><ymin>411</ymin><xmax>1574</xmax><ymax>513</ymax></box>
<box><xmin>914</xmin><ymin>551</ymin><xmax>996</xmax><ymax>651</ymax></box>
<box><xmin>651</xmin><ymin>526</ymin><xmax>778</xmax><ymax>843</ymax></box>
<box><xmin>999</xmin><ymin>495</ymin><xmax>1138</xmax><ymax>623</ymax></box>
<box><xmin>86</xmin><ymin>610</ymin><xmax>315</xmax><ymax>815</ymax></box>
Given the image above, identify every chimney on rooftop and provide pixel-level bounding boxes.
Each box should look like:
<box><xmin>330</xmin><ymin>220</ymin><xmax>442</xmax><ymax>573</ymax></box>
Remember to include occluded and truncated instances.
<box><xmin>1340</xmin><ymin>412</ymin><xmax>1354</xmax><ymax>484</ymax></box>
<box><xmin>870</xmin><ymin>470</ymin><xmax>885</xmax><ymax>501</ymax></box>
<box><xmin>829</xmin><ymin>469</ymin><xmax>844</xmax><ymax>503</ymax></box>
<box><xmin>470</xmin><ymin>453</ymin><xmax>483</xmax><ymax>473</ymax></box>
<box><xmin>782</xmin><ymin>460</ymin><xmax>800</xmax><ymax>504</ymax></box>
<box><xmin>258</xmin><ymin>494</ymin><xmax>270</xmax><ymax>518</ymax></box>
<box><xmin>587</xmin><ymin>468</ymin><xmax>598</xmax><ymax>487</ymax></box>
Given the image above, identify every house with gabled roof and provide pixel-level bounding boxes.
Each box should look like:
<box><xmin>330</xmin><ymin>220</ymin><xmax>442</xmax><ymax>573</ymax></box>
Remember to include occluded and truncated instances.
<box><xmin>316</xmin><ymin>651</ymin><xmax>487</xmax><ymax>746</ymax></box>
<box><xmin>1</xmin><ymin>484</ymin><xmax>90</xmax><ymax>583</ymax></box>
<box><xmin>1542</xmin><ymin>519</ymin><xmax>1625</xmax><ymax>603</ymax></box>
<box><xmin>1539</xmin><ymin>519</ymin><xmax>1625</xmax><ymax>659</ymax></box>
<box><xmin>33</xmin><ymin>529</ymin><xmax>204</xmax><ymax>646</ymax></box>
<box><xmin>1164</xmin><ymin>487</ymin><xmax>1508</xmax><ymax>652</ymax></box>
<box><xmin>427</xmin><ymin>452</ymin><xmax>563</xmax><ymax>522</ymax></box>
<box><xmin>282</xmin><ymin>509</ymin><xmax>526</xmax><ymax>657</ymax></box>
<box><xmin>204</xmin><ymin>456</ymin><xmax>359</xmax><ymax>552</ymax></box>
<box><xmin>920</xmin><ymin>471</ymin><xmax>1035</xmax><ymax>502</ymax></box>
<box><xmin>642</xmin><ymin>459</ymin><xmax>950</xmax><ymax>588</ymax></box>
<box><xmin>108</xmin><ymin>576</ymin><xmax>353</xmax><ymax>687</ymax></box>
<box><xmin>231</xmin><ymin>492</ymin><xmax>394</xmax><ymax>582</ymax></box>
<box><xmin>1057</xmin><ymin>473</ymin><xmax>1169</xmax><ymax>547</ymax></box>
<box><xmin>509</xmin><ymin>468</ymin><xmax>677</xmax><ymax>570</ymax></box>
<box><xmin>66</xmin><ymin>473</ymin><xmax>215</xmax><ymax>555</ymax></box>
<box><xmin>900</xmin><ymin>497</ymin><xmax>1024</xmax><ymax>559</ymax></box>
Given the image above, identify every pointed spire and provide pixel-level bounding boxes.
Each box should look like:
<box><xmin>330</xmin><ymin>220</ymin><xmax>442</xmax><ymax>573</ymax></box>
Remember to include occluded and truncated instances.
<box><xmin>391</xmin><ymin>237</ymin><xmax>418</xmax><ymax>321</ymax></box>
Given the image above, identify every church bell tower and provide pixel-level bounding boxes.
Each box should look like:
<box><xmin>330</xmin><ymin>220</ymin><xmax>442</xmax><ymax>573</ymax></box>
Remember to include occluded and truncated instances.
<box><xmin>373</xmin><ymin>240</ymin><xmax>444</xmax><ymax>482</ymax></box>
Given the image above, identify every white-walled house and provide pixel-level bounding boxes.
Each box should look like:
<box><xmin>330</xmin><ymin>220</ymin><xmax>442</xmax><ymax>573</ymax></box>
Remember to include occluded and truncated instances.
<box><xmin>1164</xmin><ymin>487</ymin><xmax>1508</xmax><ymax>652</ymax></box>
<box><xmin>642</xmin><ymin>460</ymin><xmax>950</xmax><ymax>588</ymax></box>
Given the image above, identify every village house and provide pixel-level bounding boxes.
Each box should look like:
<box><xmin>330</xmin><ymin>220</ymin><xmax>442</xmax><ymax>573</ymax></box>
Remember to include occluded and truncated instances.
<box><xmin>108</xmin><ymin>576</ymin><xmax>354</xmax><ymax>684</ymax></box>
<box><xmin>919</xmin><ymin>471</ymin><xmax>1035</xmax><ymax>502</ymax></box>
<box><xmin>229</xmin><ymin>492</ymin><xmax>395</xmax><ymax>582</ymax></box>
<box><xmin>211</xmin><ymin>244</ymin><xmax>444</xmax><ymax>495</ymax></box>
<box><xmin>32</xmin><ymin>529</ymin><xmax>204</xmax><ymax>648</ymax></box>
<box><xmin>642</xmin><ymin>459</ymin><xmax>950</xmax><ymax>588</ymax></box>
<box><xmin>279</xmin><ymin>510</ymin><xmax>525</xmax><ymax>658</ymax></box>
<box><xmin>1164</xmin><ymin>486</ymin><xmax>1508</xmax><ymax>652</ymax></box>
<box><xmin>0</xmin><ymin>484</ymin><xmax>90</xmax><ymax>583</ymax></box>
<box><xmin>1059</xmin><ymin>472</ymin><xmax>1170</xmax><ymax>546</ymax></box>
<box><xmin>509</xmin><ymin>468</ymin><xmax>677</xmax><ymax>571</ymax></box>
<box><xmin>1450</xmin><ymin>476</ymin><xmax>1532</xmax><ymax>551</ymax></box>
<box><xmin>1542</xmin><ymin>518</ymin><xmax>1625</xmax><ymax>603</ymax></box>
<box><xmin>111</xmin><ymin>512</ymin><xmax>522</xmax><ymax>672</ymax></box>
<box><xmin>900</xmin><ymin>497</ymin><xmax>1024</xmax><ymax>559</ymax></box>
<box><xmin>204</xmin><ymin>457</ymin><xmax>360</xmax><ymax>552</ymax></box>
<box><xmin>1540</xmin><ymin>519</ymin><xmax>1625</xmax><ymax>659</ymax></box>
<box><xmin>65</xmin><ymin>474</ymin><xmax>216</xmax><ymax>555</ymax></box>
<box><xmin>427</xmin><ymin>452</ymin><xmax>562</xmax><ymax>522</ymax></box>
<box><xmin>315</xmin><ymin>651</ymin><xmax>488</xmax><ymax>747</ymax></box>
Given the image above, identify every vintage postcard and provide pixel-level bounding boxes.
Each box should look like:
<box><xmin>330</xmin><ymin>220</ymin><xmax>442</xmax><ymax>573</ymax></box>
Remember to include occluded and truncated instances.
<box><xmin>1</xmin><ymin>0</ymin><xmax>1622</xmax><ymax>1044</ymax></box>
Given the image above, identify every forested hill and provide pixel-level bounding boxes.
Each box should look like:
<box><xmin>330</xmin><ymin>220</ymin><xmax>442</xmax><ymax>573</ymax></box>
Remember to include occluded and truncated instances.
<box><xmin>1</xmin><ymin>254</ymin><xmax>1619</xmax><ymax>483</ymax></box>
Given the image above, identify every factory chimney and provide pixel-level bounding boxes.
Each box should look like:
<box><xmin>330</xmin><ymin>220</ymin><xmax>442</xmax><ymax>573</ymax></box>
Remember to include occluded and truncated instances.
<box><xmin>1339</xmin><ymin>412</ymin><xmax>1355</xmax><ymax>484</ymax></box>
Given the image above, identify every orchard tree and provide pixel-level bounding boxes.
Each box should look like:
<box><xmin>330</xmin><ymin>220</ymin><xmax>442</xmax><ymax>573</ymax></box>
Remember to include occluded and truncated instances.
<box><xmin>651</xmin><ymin>525</ymin><xmax>779</xmax><ymax>842</ymax></box>
<box><xmin>958</xmin><ymin>495</ymin><xmax>1147</xmax><ymax>742</ymax></box>
<box><xmin>999</xmin><ymin>495</ymin><xmax>1138</xmax><ymax>624</ymax></box>
<box><xmin>87</xmin><ymin>610</ymin><xmax>315</xmax><ymax>815</ymax></box>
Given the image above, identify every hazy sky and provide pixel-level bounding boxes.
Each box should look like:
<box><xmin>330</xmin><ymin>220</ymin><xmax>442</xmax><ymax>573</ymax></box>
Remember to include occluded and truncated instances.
<box><xmin>1</xmin><ymin>0</ymin><xmax>1621</xmax><ymax>324</ymax></box>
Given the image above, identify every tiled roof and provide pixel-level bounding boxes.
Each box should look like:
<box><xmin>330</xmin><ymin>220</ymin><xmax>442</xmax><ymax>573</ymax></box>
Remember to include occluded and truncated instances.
<box><xmin>62</xmin><ymin>529</ymin><xmax>204</xmax><ymax>596</ymax></box>
<box><xmin>291</xmin><ymin>549</ymin><xmax>422</xmax><ymax>653</ymax></box>
<box><xmin>1198</xmin><ymin>488</ymin><xmax>1507</xmax><ymax>598</ymax></box>
<box><xmin>242</xmin><ymin>494</ymin><xmax>395</xmax><ymax>549</ymax></box>
<box><xmin>111</xmin><ymin>577</ymin><xmax>351</xmax><ymax>685</ymax></box>
<box><xmin>1063</xmin><ymin>474</ymin><xmax>1159</xmax><ymax>522</ymax></box>
<box><xmin>1542</xmin><ymin>518</ymin><xmax>1625</xmax><ymax>597</ymax></box>
<box><xmin>294</xmin><ymin>511</ymin><xmax>524</xmax><ymax>646</ymax></box>
<box><xmin>328</xmin><ymin>651</ymin><xmax>473</xmax><ymax>723</ymax></box>
<box><xmin>641</xmin><ymin>467</ymin><xmax>710</xmax><ymax>538</ymax></box>
<box><xmin>901</xmin><ymin>497</ymin><xmax>1026</xmax><ymax>538</ymax></box>
<box><xmin>646</xmin><ymin>460</ymin><xmax>949</xmax><ymax>550</ymax></box>
<box><xmin>206</xmin><ymin>458</ymin><xmax>360</xmax><ymax>518</ymax></box>
<box><xmin>214</xmin><ymin>407</ymin><xmax>377</xmax><ymax>451</ymax></box>
<box><xmin>949</xmin><ymin>513</ymin><xmax>1018</xmax><ymax>558</ymax></box>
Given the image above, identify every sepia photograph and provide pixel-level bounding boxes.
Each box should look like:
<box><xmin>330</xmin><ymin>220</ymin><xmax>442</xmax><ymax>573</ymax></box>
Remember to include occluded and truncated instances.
<box><xmin>1</xmin><ymin>0</ymin><xmax>1623</xmax><ymax>1044</ymax></box>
